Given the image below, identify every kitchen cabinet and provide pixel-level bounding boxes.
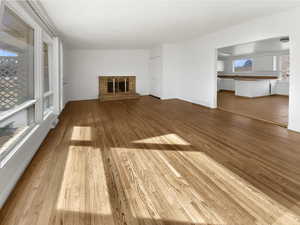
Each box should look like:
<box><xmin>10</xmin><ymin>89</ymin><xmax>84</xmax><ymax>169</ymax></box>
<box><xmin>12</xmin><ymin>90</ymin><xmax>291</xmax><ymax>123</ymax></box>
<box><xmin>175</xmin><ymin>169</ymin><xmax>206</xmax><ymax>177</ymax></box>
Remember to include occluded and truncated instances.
<box><xmin>235</xmin><ymin>79</ymin><xmax>271</xmax><ymax>98</ymax></box>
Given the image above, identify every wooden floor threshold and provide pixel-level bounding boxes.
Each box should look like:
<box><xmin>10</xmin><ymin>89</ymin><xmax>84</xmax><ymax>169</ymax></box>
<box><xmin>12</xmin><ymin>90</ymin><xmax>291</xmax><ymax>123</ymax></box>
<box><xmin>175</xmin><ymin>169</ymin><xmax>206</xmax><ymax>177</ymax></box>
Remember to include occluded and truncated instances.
<box><xmin>217</xmin><ymin>107</ymin><xmax>288</xmax><ymax>128</ymax></box>
<box><xmin>149</xmin><ymin>94</ymin><xmax>161</xmax><ymax>99</ymax></box>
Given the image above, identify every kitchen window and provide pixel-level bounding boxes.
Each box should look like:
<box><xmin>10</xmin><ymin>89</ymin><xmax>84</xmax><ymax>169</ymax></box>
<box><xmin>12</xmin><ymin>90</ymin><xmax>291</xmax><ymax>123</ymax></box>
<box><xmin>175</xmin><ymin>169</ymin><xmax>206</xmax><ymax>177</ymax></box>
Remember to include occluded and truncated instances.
<box><xmin>233</xmin><ymin>58</ymin><xmax>253</xmax><ymax>72</ymax></box>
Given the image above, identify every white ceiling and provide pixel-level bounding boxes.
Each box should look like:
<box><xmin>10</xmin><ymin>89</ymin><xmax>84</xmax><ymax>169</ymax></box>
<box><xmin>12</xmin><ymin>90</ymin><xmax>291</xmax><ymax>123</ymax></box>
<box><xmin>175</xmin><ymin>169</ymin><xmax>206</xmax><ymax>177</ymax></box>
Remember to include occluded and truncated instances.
<box><xmin>40</xmin><ymin>0</ymin><xmax>300</xmax><ymax>49</ymax></box>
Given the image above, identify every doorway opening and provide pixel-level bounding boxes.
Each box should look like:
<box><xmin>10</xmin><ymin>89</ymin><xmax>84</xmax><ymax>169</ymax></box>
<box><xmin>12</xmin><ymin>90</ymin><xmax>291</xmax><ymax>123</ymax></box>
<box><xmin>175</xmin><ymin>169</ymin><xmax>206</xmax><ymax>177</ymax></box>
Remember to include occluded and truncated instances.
<box><xmin>216</xmin><ymin>36</ymin><xmax>290</xmax><ymax>127</ymax></box>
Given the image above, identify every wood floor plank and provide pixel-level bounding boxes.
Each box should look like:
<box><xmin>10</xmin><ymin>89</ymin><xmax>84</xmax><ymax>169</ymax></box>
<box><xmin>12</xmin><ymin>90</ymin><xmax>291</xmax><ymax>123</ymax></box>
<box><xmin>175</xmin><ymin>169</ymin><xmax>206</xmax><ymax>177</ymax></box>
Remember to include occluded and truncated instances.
<box><xmin>1</xmin><ymin>96</ymin><xmax>300</xmax><ymax>225</ymax></box>
<box><xmin>218</xmin><ymin>91</ymin><xmax>289</xmax><ymax>127</ymax></box>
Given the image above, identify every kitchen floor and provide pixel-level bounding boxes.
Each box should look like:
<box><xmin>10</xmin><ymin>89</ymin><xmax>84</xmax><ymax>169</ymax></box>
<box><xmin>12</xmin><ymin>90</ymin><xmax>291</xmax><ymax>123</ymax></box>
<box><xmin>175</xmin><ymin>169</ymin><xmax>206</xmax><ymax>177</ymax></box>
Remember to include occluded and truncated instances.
<box><xmin>218</xmin><ymin>91</ymin><xmax>289</xmax><ymax>127</ymax></box>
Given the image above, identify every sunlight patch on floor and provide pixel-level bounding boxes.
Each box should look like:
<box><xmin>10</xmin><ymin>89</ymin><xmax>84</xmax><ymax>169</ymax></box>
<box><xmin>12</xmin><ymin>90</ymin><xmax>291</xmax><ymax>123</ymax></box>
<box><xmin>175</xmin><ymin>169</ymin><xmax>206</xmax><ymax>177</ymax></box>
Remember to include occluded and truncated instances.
<box><xmin>110</xmin><ymin>145</ymin><xmax>300</xmax><ymax>225</ymax></box>
<box><xmin>71</xmin><ymin>126</ymin><xmax>93</xmax><ymax>141</ymax></box>
<box><xmin>56</xmin><ymin>145</ymin><xmax>112</xmax><ymax>216</ymax></box>
<box><xmin>179</xmin><ymin>150</ymin><xmax>300</xmax><ymax>225</ymax></box>
<box><xmin>156</xmin><ymin>151</ymin><xmax>182</xmax><ymax>178</ymax></box>
<box><xmin>272</xmin><ymin>204</ymin><xmax>300</xmax><ymax>225</ymax></box>
<box><xmin>132</xmin><ymin>133</ymin><xmax>191</xmax><ymax>145</ymax></box>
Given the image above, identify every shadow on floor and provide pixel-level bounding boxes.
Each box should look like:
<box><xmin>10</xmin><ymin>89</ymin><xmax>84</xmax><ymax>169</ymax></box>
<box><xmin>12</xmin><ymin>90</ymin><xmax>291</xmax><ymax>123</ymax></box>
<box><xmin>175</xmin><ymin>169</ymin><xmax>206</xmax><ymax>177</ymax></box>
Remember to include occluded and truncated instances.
<box><xmin>55</xmin><ymin>210</ymin><xmax>225</xmax><ymax>225</ymax></box>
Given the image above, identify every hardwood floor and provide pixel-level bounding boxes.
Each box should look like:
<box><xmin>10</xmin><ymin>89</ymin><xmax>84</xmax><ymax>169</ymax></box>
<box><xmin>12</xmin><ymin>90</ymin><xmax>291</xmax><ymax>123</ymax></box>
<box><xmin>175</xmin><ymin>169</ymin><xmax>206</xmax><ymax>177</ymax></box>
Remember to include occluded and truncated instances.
<box><xmin>218</xmin><ymin>91</ymin><xmax>289</xmax><ymax>127</ymax></box>
<box><xmin>1</xmin><ymin>96</ymin><xmax>300</xmax><ymax>225</ymax></box>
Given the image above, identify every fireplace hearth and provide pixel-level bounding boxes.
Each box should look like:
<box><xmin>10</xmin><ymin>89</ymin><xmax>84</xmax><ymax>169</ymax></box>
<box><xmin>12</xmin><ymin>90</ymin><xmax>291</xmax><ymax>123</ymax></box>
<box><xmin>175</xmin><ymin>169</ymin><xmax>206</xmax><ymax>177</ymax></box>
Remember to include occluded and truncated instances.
<box><xmin>99</xmin><ymin>76</ymin><xmax>140</xmax><ymax>101</ymax></box>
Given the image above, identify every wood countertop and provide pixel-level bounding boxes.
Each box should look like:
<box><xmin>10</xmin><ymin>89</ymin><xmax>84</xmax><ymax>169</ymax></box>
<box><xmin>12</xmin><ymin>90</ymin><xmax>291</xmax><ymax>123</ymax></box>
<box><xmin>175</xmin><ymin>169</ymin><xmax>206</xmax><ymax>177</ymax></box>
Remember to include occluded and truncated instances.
<box><xmin>218</xmin><ymin>75</ymin><xmax>278</xmax><ymax>80</ymax></box>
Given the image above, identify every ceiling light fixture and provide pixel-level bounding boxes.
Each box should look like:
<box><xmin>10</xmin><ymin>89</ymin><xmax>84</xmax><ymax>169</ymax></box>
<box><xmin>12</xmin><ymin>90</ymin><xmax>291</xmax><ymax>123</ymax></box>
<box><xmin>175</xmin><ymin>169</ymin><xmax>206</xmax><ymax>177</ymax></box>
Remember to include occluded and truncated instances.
<box><xmin>280</xmin><ymin>37</ymin><xmax>289</xmax><ymax>43</ymax></box>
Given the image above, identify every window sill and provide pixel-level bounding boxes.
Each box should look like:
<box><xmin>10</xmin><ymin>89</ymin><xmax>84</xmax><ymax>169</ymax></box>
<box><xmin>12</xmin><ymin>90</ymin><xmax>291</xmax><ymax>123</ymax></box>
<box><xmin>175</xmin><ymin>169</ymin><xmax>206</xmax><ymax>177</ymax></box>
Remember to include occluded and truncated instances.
<box><xmin>43</xmin><ymin>91</ymin><xmax>53</xmax><ymax>98</ymax></box>
<box><xmin>0</xmin><ymin>100</ymin><xmax>36</xmax><ymax>122</ymax></box>
<box><xmin>43</xmin><ymin>108</ymin><xmax>54</xmax><ymax>120</ymax></box>
<box><xmin>0</xmin><ymin>123</ymin><xmax>38</xmax><ymax>168</ymax></box>
<box><xmin>0</xmin><ymin>111</ymin><xmax>57</xmax><ymax>169</ymax></box>
<box><xmin>0</xmin><ymin>112</ymin><xmax>58</xmax><ymax>168</ymax></box>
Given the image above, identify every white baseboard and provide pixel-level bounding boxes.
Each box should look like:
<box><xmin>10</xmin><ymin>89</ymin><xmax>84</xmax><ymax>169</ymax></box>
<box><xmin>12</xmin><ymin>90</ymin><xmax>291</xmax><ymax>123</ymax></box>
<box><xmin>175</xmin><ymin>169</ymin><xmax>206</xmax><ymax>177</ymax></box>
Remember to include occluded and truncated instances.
<box><xmin>68</xmin><ymin>95</ymin><xmax>99</xmax><ymax>102</ymax></box>
<box><xmin>177</xmin><ymin>97</ymin><xmax>216</xmax><ymax>109</ymax></box>
<box><xmin>288</xmin><ymin>125</ymin><xmax>300</xmax><ymax>133</ymax></box>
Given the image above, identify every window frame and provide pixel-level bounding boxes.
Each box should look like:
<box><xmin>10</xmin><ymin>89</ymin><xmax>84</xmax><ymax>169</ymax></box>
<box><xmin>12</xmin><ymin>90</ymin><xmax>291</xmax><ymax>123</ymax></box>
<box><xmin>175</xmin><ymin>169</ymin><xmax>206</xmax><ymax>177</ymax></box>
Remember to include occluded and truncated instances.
<box><xmin>42</xmin><ymin>32</ymin><xmax>54</xmax><ymax>117</ymax></box>
<box><xmin>0</xmin><ymin>0</ymin><xmax>43</xmax><ymax>167</ymax></box>
<box><xmin>232</xmin><ymin>58</ymin><xmax>253</xmax><ymax>73</ymax></box>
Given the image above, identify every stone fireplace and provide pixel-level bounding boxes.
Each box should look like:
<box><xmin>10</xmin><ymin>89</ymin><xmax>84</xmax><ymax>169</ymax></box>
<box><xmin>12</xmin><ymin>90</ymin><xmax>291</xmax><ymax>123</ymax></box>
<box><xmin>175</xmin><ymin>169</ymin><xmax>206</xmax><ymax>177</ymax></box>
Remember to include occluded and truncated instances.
<box><xmin>99</xmin><ymin>76</ymin><xmax>139</xmax><ymax>101</ymax></box>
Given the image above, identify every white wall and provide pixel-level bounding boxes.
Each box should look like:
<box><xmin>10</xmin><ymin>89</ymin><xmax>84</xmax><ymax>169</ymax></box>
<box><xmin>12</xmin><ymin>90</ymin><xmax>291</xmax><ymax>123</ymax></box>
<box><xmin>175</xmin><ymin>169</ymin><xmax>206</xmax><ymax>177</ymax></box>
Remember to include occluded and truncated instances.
<box><xmin>159</xmin><ymin>8</ymin><xmax>300</xmax><ymax>132</ymax></box>
<box><xmin>64</xmin><ymin>49</ymin><xmax>150</xmax><ymax>101</ymax></box>
<box><xmin>149</xmin><ymin>46</ymin><xmax>163</xmax><ymax>98</ymax></box>
<box><xmin>162</xmin><ymin>41</ymin><xmax>216</xmax><ymax>106</ymax></box>
<box><xmin>148</xmin><ymin>44</ymin><xmax>182</xmax><ymax>100</ymax></box>
<box><xmin>221</xmin><ymin>51</ymin><xmax>288</xmax><ymax>76</ymax></box>
<box><xmin>160</xmin><ymin>44</ymin><xmax>182</xmax><ymax>99</ymax></box>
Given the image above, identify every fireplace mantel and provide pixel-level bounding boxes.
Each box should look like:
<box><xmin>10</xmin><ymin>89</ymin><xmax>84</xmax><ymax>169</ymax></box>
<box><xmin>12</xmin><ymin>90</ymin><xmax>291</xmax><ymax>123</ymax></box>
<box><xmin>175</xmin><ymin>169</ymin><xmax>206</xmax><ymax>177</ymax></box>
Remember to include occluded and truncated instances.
<box><xmin>99</xmin><ymin>76</ymin><xmax>140</xmax><ymax>101</ymax></box>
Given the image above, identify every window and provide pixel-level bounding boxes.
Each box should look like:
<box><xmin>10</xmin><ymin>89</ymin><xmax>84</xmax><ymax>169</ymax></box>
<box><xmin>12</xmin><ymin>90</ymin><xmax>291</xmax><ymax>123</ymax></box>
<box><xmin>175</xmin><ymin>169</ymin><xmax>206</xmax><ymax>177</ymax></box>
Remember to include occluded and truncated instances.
<box><xmin>273</xmin><ymin>56</ymin><xmax>277</xmax><ymax>71</ymax></box>
<box><xmin>43</xmin><ymin>42</ymin><xmax>53</xmax><ymax>115</ymax></box>
<box><xmin>233</xmin><ymin>58</ymin><xmax>253</xmax><ymax>72</ymax></box>
<box><xmin>0</xmin><ymin>6</ymin><xmax>36</xmax><ymax>162</ymax></box>
<box><xmin>43</xmin><ymin>43</ymin><xmax>50</xmax><ymax>93</ymax></box>
<box><xmin>279</xmin><ymin>55</ymin><xmax>289</xmax><ymax>79</ymax></box>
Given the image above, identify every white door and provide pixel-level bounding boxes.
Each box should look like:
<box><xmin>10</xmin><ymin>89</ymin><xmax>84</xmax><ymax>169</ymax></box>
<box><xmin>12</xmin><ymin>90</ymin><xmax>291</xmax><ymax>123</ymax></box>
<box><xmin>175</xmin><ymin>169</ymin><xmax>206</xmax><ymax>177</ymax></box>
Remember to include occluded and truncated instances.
<box><xmin>149</xmin><ymin>57</ymin><xmax>162</xmax><ymax>98</ymax></box>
